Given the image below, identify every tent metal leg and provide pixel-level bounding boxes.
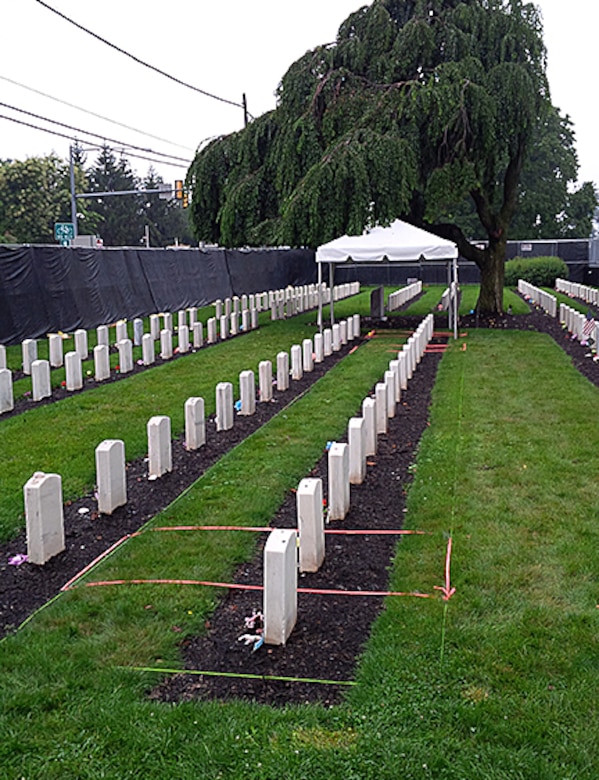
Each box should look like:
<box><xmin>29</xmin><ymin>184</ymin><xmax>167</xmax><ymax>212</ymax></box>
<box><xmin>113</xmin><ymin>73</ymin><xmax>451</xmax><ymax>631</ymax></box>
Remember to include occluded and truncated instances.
<box><xmin>317</xmin><ymin>262</ymin><xmax>323</xmax><ymax>334</ymax></box>
<box><xmin>329</xmin><ymin>263</ymin><xmax>335</xmax><ymax>326</ymax></box>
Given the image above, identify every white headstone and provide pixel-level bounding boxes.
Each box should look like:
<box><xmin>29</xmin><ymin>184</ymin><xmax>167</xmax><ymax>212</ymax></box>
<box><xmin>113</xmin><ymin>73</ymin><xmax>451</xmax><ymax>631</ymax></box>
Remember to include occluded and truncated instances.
<box><xmin>302</xmin><ymin>338</ymin><xmax>314</xmax><ymax>372</ymax></box>
<box><xmin>230</xmin><ymin>312</ymin><xmax>239</xmax><ymax>336</ymax></box>
<box><xmin>133</xmin><ymin>318</ymin><xmax>144</xmax><ymax>346</ymax></box>
<box><xmin>65</xmin><ymin>350</ymin><xmax>83</xmax><ymax>391</ymax></box>
<box><xmin>31</xmin><ymin>359</ymin><xmax>51</xmax><ymax>402</ymax></box>
<box><xmin>117</xmin><ymin>339</ymin><xmax>133</xmax><ymax>374</ymax></box>
<box><xmin>22</xmin><ymin>338</ymin><xmax>37</xmax><ymax>375</ymax></box>
<box><xmin>328</xmin><ymin>442</ymin><xmax>350</xmax><ymax>521</ymax></box>
<box><xmin>385</xmin><ymin>370</ymin><xmax>396</xmax><ymax>418</ymax></box>
<box><xmin>215</xmin><ymin>299</ymin><xmax>223</xmax><ymax>319</ymax></box>
<box><xmin>239</xmin><ymin>369</ymin><xmax>256</xmax><ymax>416</ymax></box>
<box><xmin>95</xmin><ymin>439</ymin><xmax>127</xmax><ymax>515</ymax></box>
<box><xmin>297</xmin><ymin>477</ymin><xmax>325</xmax><ymax>573</ymax></box>
<box><xmin>290</xmin><ymin>345</ymin><xmax>303</xmax><ymax>380</ymax></box>
<box><xmin>149</xmin><ymin>314</ymin><xmax>160</xmax><ymax>340</ymax></box>
<box><xmin>219</xmin><ymin>315</ymin><xmax>229</xmax><ymax>340</ymax></box>
<box><xmin>178</xmin><ymin>309</ymin><xmax>187</xmax><ymax>330</ymax></box>
<box><xmin>48</xmin><ymin>334</ymin><xmax>64</xmax><ymax>368</ymax></box>
<box><xmin>216</xmin><ymin>382</ymin><xmax>234</xmax><ymax>431</ymax></box>
<box><xmin>160</xmin><ymin>329</ymin><xmax>173</xmax><ymax>360</ymax></box>
<box><xmin>142</xmin><ymin>333</ymin><xmax>155</xmax><ymax>365</ymax></box>
<box><xmin>362</xmin><ymin>397</ymin><xmax>377</xmax><ymax>457</ymax></box>
<box><xmin>115</xmin><ymin>320</ymin><xmax>128</xmax><ymax>342</ymax></box>
<box><xmin>207</xmin><ymin>317</ymin><xmax>217</xmax><ymax>344</ymax></box>
<box><xmin>24</xmin><ymin>471</ymin><xmax>65</xmax><ymax>565</ymax></box>
<box><xmin>277</xmin><ymin>351</ymin><xmax>289</xmax><ymax>391</ymax></box>
<box><xmin>251</xmin><ymin>308</ymin><xmax>259</xmax><ymax>330</ymax></box>
<box><xmin>74</xmin><ymin>328</ymin><xmax>88</xmax><ymax>360</ymax></box>
<box><xmin>188</xmin><ymin>307</ymin><xmax>197</xmax><ymax>327</ymax></box>
<box><xmin>389</xmin><ymin>360</ymin><xmax>401</xmax><ymax>403</ymax></box>
<box><xmin>259</xmin><ymin>360</ymin><xmax>273</xmax><ymax>402</ymax></box>
<box><xmin>193</xmin><ymin>322</ymin><xmax>204</xmax><ymax>349</ymax></box>
<box><xmin>0</xmin><ymin>344</ymin><xmax>5</xmax><ymax>370</ymax></box>
<box><xmin>178</xmin><ymin>324</ymin><xmax>190</xmax><ymax>354</ymax></box>
<box><xmin>224</xmin><ymin>298</ymin><xmax>232</xmax><ymax>317</ymax></box>
<box><xmin>314</xmin><ymin>333</ymin><xmax>324</xmax><ymax>363</ymax></box>
<box><xmin>263</xmin><ymin>528</ymin><xmax>297</xmax><ymax>646</ymax></box>
<box><xmin>375</xmin><ymin>383</ymin><xmax>387</xmax><ymax>434</ymax></box>
<box><xmin>353</xmin><ymin>314</ymin><xmax>360</xmax><ymax>338</ymax></box>
<box><xmin>348</xmin><ymin>417</ymin><xmax>366</xmax><ymax>484</ymax></box>
<box><xmin>0</xmin><ymin>368</ymin><xmax>14</xmax><ymax>414</ymax></box>
<box><xmin>332</xmin><ymin>324</ymin><xmax>341</xmax><ymax>352</ymax></box>
<box><xmin>398</xmin><ymin>352</ymin><xmax>408</xmax><ymax>390</ymax></box>
<box><xmin>241</xmin><ymin>309</ymin><xmax>251</xmax><ymax>333</ymax></box>
<box><xmin>323</xmin><ymin>328</ymin><xmax>333</xmax><ymax>357</ymax></box>
<box><xmin>339</xmin><ymin>320</ymin><xmax>348</xmax><ymax>345</ymax></box>
<box><xmin>163</xmin><ymin>312</ymin><xmax>173</xmax><ymax>332</ymax></box>
<box><xmin>147</xmin><ymin>415</ymin><xmax>172</xmax><ymax>478</ymax></box>
<box><xmin>185</xmin><ymin>397</ymin><xmax>206</xmax><ymax>450</ymax></box>
<box><xmin>94</xmin><ymin>344</ymin><xmax>110</xmax><ymax>381</ymax></box>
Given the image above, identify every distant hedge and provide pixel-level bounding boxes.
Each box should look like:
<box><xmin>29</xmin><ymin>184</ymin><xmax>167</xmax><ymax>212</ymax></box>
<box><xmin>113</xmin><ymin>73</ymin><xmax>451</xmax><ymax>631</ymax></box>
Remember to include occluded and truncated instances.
<box><xmin>504</xmin><ymin>256</ymin><xmax>568</xmax><ymax>288</ymax></box>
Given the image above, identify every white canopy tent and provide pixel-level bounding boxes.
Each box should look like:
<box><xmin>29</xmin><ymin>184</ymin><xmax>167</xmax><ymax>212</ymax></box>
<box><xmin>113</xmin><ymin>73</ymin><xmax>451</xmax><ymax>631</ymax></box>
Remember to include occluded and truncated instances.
<box><xmin>316</xmin><ymin>219</ymin><xmax>459</xmax><ymax>338</ymax></box>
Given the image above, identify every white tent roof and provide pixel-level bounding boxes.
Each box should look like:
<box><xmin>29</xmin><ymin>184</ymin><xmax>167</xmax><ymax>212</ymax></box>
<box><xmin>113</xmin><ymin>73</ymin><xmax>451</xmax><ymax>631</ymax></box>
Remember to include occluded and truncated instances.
<box><xmin>315</xmin><ymin>219</ymin><xmax>458</xmax><ymax>263</ymax></box>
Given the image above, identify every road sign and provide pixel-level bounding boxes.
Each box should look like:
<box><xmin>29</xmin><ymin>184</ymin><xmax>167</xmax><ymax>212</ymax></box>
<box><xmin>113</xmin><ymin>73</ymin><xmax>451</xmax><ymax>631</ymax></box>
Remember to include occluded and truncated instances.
<box><xmin>54</xmin><ymin>222</ymin><xmax>75</xmax><ymax>246</ymax></box>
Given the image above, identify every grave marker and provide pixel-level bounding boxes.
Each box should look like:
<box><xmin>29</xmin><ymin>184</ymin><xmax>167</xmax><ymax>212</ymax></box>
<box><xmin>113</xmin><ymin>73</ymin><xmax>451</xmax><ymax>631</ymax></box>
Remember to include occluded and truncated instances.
<box><xmin>297</xmin><ymin>477</ymin><xmax>325</xmax><ymax>572</ymax></box>
<box><xmin>149</xmin><ymin>314</ymin><xmax>160</xmax><ymax>340</ymax></box>
<box><xmin>31</xmin><ymin>359</ymin><xmax>51</xmax><ymax>401</ymax></box>
<box><xmin>185</xmin><ymin>397</ymin><xmax>206</xmax><ymax>450</ymax></box>
<box><xmin>160</xmin><ymin>329</ymin><xmax>173</xmax><ymax>360</ymax></box>
<box><xmin>370</xmin><ymin>286</ymin><xmax>385</xmax><ymax>318</ymax></box>
<box><xmin>385</xmin><ymin>370</ymin><xmax>396</xmax><ymax>418</ymax></box>
<box><xmin>216</xmin><ymin>382</ymin><xmax>234</xmax><ymax>431</ymax></box>
<box><xmin>0</xmin><ymin>368</ymin><xmax>14</xmax><ymax>414</ymax></box>
<box><xmin>362</xmin><ymin>397</ymin><xmax>377</xmax><ymax>456</ymax></box>
<box><xmin>117</xmin><ymin>339</ymin><xmax>133</xmax><ymax>374</ymax></box>
<box><xmin>259</xmin><ymin>360</ymin><xmax>273</xmax><ymax>402</ymax></box>
<box><xmin>65</xmin><ymin>350</ymin><xmax>83</xmax><ymax>391</ymax></box>
<box><xmin>302</xmin><ymin>338</ymin><xmax>314</xmax><ymax>372</ymax></box>
<box><xmin>328</xmin><ymin>442</ymin><xmax>350</xmax><ymax>520</ymax></box>
<box><xmin>323</xmin><ymin>328</ymin><xmax>333</xmax><ymax>357</ymax></box>
<box><xmin>207</xmin><ymin>317</ymin><xmax>217</xmax><ymax>344</ymax></box>
<box><xmin>193</xmin><ymin>322</ymin><xmax>204</xmax><ymax>349</ymax></box>
<box><xmin>22</xmin><ymin>338</ymin><xmax>37</xmax><ymax>375</ymax></box>
<box><xmin>133</xmin><ymin>318</ymin><xmax>144</xmax><ymax>346</ymax></box>
<box><xmin>48</xmin><ymin>334</ymin><xmax>63</xmax><ymax>368</ymax></box>
<box><xmin>277</xmin><ymin>351</ymin><xmax>289</xmax><ymax>391</ymax></box>
<box><xmin>94</xmin><ymin>344</ymin><xmax>110</xmax><ymax>381</ymax></box>
<box><xmin>0</xmin><ymin>345</ymin><xmax>5</xmax><ymax>370</ymax></box>
<box><xmin>95</xmin><ymin>439</ymin><xmax>127</xmax><ymax>515</ymax></box>
<box><xmin>142</xmin><ymin>333</ymin><xmax>155</xmax><ymax>366</ymax></box>
<box><xmin>178</xmin><ymin>324</ymin><xmax>190</xmax><ymax>354</ymax></box>
<box><xmin>332</xmin><ymin>324</ymin><xmax>341</xmax><ymax>352</ymax></box>
<box><xmin>24</xmin><ymin>471</ymin><xmax>65</xmax><ymax>565</ymax></box>
<box><xmin>74</xmin><ymin>329</ymin><xmax>88</xmax><ymax>360</ymax></box>
<box><xmin>263</xmin><ymin>528</ymin><xmax>297</xmax><ymax>646</ymax></box>
<box><xmin>314</xmin><ymin>333</ymin><xmax>324</xmax><ymax>363</ymax></box>
<box><xmin>291</xmin><ymin>345</ymin><xmax>303</xmax><ymax>380</ymax></box>
<box><xmin>375</xmin><ymin>383</ymin><xmax>387</xmax><ymax>434</ymax></box>
<box><xmin>348</xmin><ymin>417</ymin><xmax>366</xmax><ymax>484</ymax></box>
<box><xmin>147</xmin><ymin>416</ymin><xmax>172</xmax><ymax>478</ymax></box>
<box><xmin>239</xmin><ymin>370</ymin><xmax>256</xmax><ymax>416</ymax></box>
<box><xmin>115</xmin><ymin>320</ymin><xmax>128</xmax><ymax>342</ymax></box>
<box><xmin>219</xmin><ymin>315</ymin><xmax>229</xmax><ymax>340</ymax></box>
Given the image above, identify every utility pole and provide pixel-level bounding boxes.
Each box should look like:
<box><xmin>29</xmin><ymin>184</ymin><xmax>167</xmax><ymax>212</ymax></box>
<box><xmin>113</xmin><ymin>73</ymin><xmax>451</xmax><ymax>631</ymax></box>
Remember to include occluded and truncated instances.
<box><xmin>69</xmin><ymin>145</ymin><xmax>78</xmax><ymax>238</ymax></box>
<box><xmin>243</xmin><ymin>93</ymin><xmax>248</xmax><ymax>128</ymax></box>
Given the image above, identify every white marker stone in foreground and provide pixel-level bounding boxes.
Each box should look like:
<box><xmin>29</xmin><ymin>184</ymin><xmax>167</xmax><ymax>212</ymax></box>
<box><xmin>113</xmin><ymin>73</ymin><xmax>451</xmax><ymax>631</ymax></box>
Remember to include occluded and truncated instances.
<box><xmin>31</xmin><ymin>359</ymin><xmax>51</xmax><ymax>402</ymax></box>
<box><xmin>385</xmin><ymin>370</ymin><xmax>396</xmax><ymax>418</ymax></box>
<box><xmin>259</xmin><ymin>360</ymin><xmax>273</xmax><ymax>402</ymax></box>
<box><xmin>147</xmin><ymin>415</ymin><xmax>172</xmax><ymax>479</ymax></box>
<box><xmin>0</xmin><ymin>368</ymin><xmax>14</xmax><ymax>414</ymax></box>
<box><xmin>117</xmin><ymin>339</ymin><xmax>133</xmax><ymax>374</ymax></box>
<box><xmin>277</xmin><ymin>351</ymin><xmax>289</xmax><ymax>391</ymax></box>
<box><xmin>48</xmin><ymin>334</ymin><xmax>63</xmax><ymax>368</ymax></box>
<box><xmin>178</xmin><ymin>325</ymin><xmax>190</xmax><ymax>354</ymax></box>
<box><xmin>160</xmin><ymin>329</ymin><xmax>173</xmax><ymax>360</ymax></box>
<box><xmin>328</xmin><ymin>442</ymin><xmax>350</xmax><ymax>521</ymax></box>
<box><xmin>185</xmin><ymin>397</ymin><xmax>206</xmax><ymax>450</ymax></box>
<box><xmin>207</xmin><ymin>317</ymin><xmax>217</xmax><ymax>344</ymax></box>
<box><xmin>290</xmin><ymin>345</ymin><xmax>303</xmax><ymax>380</ymax></box>
<box><xmin>375</xmin><ymin>383</ymin><xmax>387</xmax><ymax>434</ymax></box>
<box><xmin>95</xmin><ymin>439</ymin><xmax>127</xmax><ymax>515</ymax></box>
<box><xmin>297</xmin><ymin>477</ymin><xmax>325</xmax><ymax>573</ymax></box>
<box><xmin>314</xmin><ymin>333</ymin><xmax>324</xmax><ymax>363</ymax></box>
<box><xmin>193</xmin><ymin>322</ymin><xmax>204</xmax><ymax>349</ymax></box>
<box><xmin>362</xmin><ymin>397</ymin><xmax>377</xmax><ymax>456</ymax></box>
<box><xmin>323</xmin><ymin>328</ymin><xmax>333</xmax><ymax>357</ymax></box>
<box><xmin>216</xmin><ymin>382</ymin><xmax>234</xmax><ymax>431</ymax></box>
<box><xmin>94</xmin><ymin>344</ymin><xmax>110</xmax><ymax>382</ymax></box>
<box><xmin>263</xmin><ymin>528</ymin><xmax>297</xmax><ymax>646</ymax></box>
<box><xmin>24</xmin><ymin>471</ymin><xmax>65</xmax><ymax>565</ymax></box>
<box><xmin>65</xmin><ymin>350</ymin><xmax>83</xmax><ymax>391</ymax></box>
<box><xmin>142</xmin><ymin>333</ymin><xmax>155</xmax><ymax>366</ymax></box>
<box><xmin>302</xmin><ymin>338</ymin><xmax>314</xmax><ymax>372</ymax></box>
<box><xmin>348</xmin><ymin>417</ymin><xmax>366</xmax><ymax>485</ymax></box>
<box><xmin>239</xmin><ymin>369</ymin><xmax>256</xmax><ymax>416</ymax></box>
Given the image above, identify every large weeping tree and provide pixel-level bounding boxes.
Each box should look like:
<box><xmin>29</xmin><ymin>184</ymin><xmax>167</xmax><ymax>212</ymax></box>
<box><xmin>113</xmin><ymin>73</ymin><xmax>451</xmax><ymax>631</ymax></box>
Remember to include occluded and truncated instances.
<box><xmin>188</xmin><ymin>0</ymin><xmax>552</xmax><ymax>314</ymax></box>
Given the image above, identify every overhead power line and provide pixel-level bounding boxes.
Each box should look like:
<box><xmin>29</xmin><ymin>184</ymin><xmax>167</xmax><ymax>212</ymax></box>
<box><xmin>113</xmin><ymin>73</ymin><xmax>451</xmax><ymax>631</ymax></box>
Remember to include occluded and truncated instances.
<box><xmin>0</xmin><ymin>113</ymin><xmax>189</xmax><ymax>169</ymax></box>
<box><xmin>34</xmin><ymin>0</ymin><xmax>251</xmax><ymax>116</ymax></box>
<box><xmin>0</xmin><ymin>101</ymin><xmax>192</xmax><ymax>164</ymax></box>
<box><xmin>0</xmin><ymin>74</ymin><xmax>195</xmax><ymax>152</ymax></box>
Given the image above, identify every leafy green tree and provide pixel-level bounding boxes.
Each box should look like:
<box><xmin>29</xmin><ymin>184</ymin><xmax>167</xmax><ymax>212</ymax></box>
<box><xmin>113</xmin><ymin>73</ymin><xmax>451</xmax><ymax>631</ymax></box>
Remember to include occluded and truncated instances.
<box><xmin>0</xmin><ymin>155</ymin><xmax>72</xmax><ymax>243</ymax></box>
<box><xmin>188</xmin><ymin>0</ymin><xmax>556</xmax><ymax>313</ymax></box>
<box><xmin>87</xmin><ymin>146</ymin><xmax>145</xmax><ymax>246</ymax></box>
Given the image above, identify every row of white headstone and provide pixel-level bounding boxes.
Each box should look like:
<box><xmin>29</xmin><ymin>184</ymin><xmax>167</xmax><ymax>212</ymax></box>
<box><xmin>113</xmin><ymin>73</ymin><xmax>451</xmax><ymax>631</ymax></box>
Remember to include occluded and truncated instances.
<box><xmin>559</xmin><ymin>302</ymin><xmax>598</xmax><ymax>344</ymax></box>
<box><xmin>555</xmin><ymin>278</ymin><xmax>599</xmax><ymax>307</ymax></box>
<box><xmin>269</xmin><ymin>281</ymin><xmax>360</xmax><ymax>320</ymax></box>
<box><xmin>263</xmin><ymin>314</ymin><xmax>435</xmax><ymax>646</ymax></box>
<box><xmin>387</xmin><ymin>280</ymin><xmax>423</xmax><ymax>312</ymax></box>
<box><xmin>20</xmin><ymin>315</ymin><xmax>361</xmax><ymax>566</ymax></box>
<box><xmin>518</xmin><ymin>279</ymin><xmax>557</xmax><ymax>317</ymax></box>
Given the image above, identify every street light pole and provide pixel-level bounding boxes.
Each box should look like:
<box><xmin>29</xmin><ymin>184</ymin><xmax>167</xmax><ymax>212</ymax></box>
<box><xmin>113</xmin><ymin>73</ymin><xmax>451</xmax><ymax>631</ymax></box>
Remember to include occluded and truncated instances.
<box><xmin>69</xmin><ymin>145</ymin><xmax>78</xmax><ymax>238</ymax></box>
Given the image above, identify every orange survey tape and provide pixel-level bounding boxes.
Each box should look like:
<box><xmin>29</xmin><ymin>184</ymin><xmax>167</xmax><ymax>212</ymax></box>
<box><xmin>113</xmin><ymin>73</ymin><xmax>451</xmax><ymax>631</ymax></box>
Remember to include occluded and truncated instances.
<box><xmin>150</xmin><ymin>525</ymin><xmax>430</xmax><ymax>536</ymax></box>
<box><xmin>433</xmin><ymin>537</ymin><xmax>456</xmax><ymax>602</ymax></box>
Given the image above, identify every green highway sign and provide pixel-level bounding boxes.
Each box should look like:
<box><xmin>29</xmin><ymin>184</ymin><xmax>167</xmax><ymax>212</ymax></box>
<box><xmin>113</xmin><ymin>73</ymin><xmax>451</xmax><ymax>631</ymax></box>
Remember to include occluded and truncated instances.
<box><xmin>54</xmin><ymin>222</ymin><xmax>75</xmax><ymax>246</ymax></box>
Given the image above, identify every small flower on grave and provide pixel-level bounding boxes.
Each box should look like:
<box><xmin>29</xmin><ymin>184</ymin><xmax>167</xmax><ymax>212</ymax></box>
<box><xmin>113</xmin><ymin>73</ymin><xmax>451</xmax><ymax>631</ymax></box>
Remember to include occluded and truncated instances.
<box><xmin>8</xmin><ymin>553</ymin><xmax>28</xmax><ymax>566</ymax></box>
<box><xmin>137</xmin><ymin>359</ymin><xmax>144</xmax><ymax>365</ymax></box>
<box><xmin>86</xmin><ymin>370</ymin><xmax>92</xmax><ymax>376</ymax></box>
<box><xmin>23</xmin><ymin>390</ymin><xmax>31</xmax><ymax>397</ymax></box>
<box><xmin>234</xmin><ymin>400</ymin><xmax>242</xmax><ymax>412</ymax></box>
<box><xmin>115</xmin><ymin>364</ymin><xmax>120</xmax><ymax>371</ymax></box>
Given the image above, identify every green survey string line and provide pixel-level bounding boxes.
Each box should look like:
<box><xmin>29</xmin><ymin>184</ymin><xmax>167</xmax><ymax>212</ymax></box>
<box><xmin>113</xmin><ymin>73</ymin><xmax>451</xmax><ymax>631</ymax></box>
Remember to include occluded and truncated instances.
<box><xmin>438</xmin><ymin>342</ymin><xmax>466</xmax><ymax>665</ymax></box>
<box><xmin>117</xmin><ymin>666</ymin><xmax>357</xmax><ymax>687</ymax></box>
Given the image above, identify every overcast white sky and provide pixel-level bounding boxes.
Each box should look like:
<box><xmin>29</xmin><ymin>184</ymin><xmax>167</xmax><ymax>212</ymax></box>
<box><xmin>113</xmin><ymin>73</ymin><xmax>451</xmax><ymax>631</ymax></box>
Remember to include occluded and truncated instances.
<box><xmin>0</xmin><ymin>0</ymin><xmax>596</xmax><ymax>190</ymax></box>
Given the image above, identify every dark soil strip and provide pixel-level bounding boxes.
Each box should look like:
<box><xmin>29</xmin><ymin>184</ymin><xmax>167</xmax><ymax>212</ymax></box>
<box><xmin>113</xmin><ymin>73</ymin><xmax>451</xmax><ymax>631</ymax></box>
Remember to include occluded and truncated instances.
<box><xmin>0</xmin><ymin>340</ymin><xmax>359</xmax><ymax>639</ymax></box>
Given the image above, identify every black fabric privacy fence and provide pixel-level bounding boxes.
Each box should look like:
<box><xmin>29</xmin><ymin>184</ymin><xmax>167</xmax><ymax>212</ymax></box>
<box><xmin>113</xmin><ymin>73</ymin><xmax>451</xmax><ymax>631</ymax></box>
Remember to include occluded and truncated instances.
<box><xmin>0</xmin><ymin>246</ymin><xmax>317</xmax><ymax>345</ymax></box>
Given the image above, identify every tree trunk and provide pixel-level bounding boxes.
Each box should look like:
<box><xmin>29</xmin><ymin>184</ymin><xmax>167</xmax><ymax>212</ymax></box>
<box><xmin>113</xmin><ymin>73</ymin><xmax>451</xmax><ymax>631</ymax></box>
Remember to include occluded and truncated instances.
<box><xmin>476</xmin><ymin>238</ymin><xmax>506</xmax><ymax>314</ymax></box>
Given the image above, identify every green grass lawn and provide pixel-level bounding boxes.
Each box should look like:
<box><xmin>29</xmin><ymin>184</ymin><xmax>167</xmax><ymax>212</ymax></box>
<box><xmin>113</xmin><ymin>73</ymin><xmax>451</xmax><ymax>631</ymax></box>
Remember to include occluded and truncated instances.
<box><xmin>2</xmin><ymin>286</ymin><xmax>599</xmax><ymax>778</ymax></box>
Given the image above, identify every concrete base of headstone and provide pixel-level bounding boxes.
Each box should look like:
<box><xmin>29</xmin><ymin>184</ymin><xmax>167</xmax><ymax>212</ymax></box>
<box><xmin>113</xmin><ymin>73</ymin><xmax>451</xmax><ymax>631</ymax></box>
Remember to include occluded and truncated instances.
<box><xmin>147</xmin><ymin>416</ymin><xmax>172</xmax><ymax>478</ymax></box>
<box><xmin>297</xmin><ymin>478</ymin><xmax>325</xmax><ymax>573</ymax></box>
<box><xmin>31</xmin><ymin>359</ymin><xmax>51</xmax><ymax>402</ymax></box>
<box><xmin>95</xmin><ymin>439</ymin><xmax>127</xmax><ymax>515</ymax></box>
<box><xmin>185</xmin><ymin>397</ymin><xmax>206</xmax><ymax>450</ymax></box>
<box><xmin>263</xmin><ymin>528</ymin><xmax>297</xmax><ymax>646</ymax></box>
<box><xmin>94</xmin><ymin>344</ymin><xmax>110</xmax><ymax>382</ymax></box>
<box><xmin>65</xmin><ymin>351</ymin><xmax>83</xmax><ymax>391</ymax></box>
<box><xmin>216</xmin><ymin>382</ymin><xmax>234</xmax><ymax>431</ymax></box>
<box><xmin>0</xmin><ymin>368</ymin><xmax>14</xmax><ymax>414</ymax></box>
<box><xmin>24</xmin><ymin>471</ymin><xmax>65</xmax><ymax>565</ymax></box>
<box><xmin>328</xmin><ymin>442</ymin><xmax>350</xmax><ymax>521</ymax></box>
<box><xmin>277</xmin><ymin>352</ymin><xmax>289</xmax><ymax>391</ymax></box>
<box><xmin>259</xmin><ymin>360</ymin><xmax>273</xmax><ymax>402</ymax></box>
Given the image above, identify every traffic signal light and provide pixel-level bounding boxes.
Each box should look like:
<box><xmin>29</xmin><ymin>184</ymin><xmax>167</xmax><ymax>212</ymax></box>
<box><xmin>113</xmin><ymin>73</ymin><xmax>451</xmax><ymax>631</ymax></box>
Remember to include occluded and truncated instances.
<box><xmin>174</xmin><ymin>180</ymin><xmax>184</xmax><ymax>200</ymax></box>
<box><xmin>182</xmin><ymin>191</ymin><xmax>189</xmax><ymax>209</ymax></box>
